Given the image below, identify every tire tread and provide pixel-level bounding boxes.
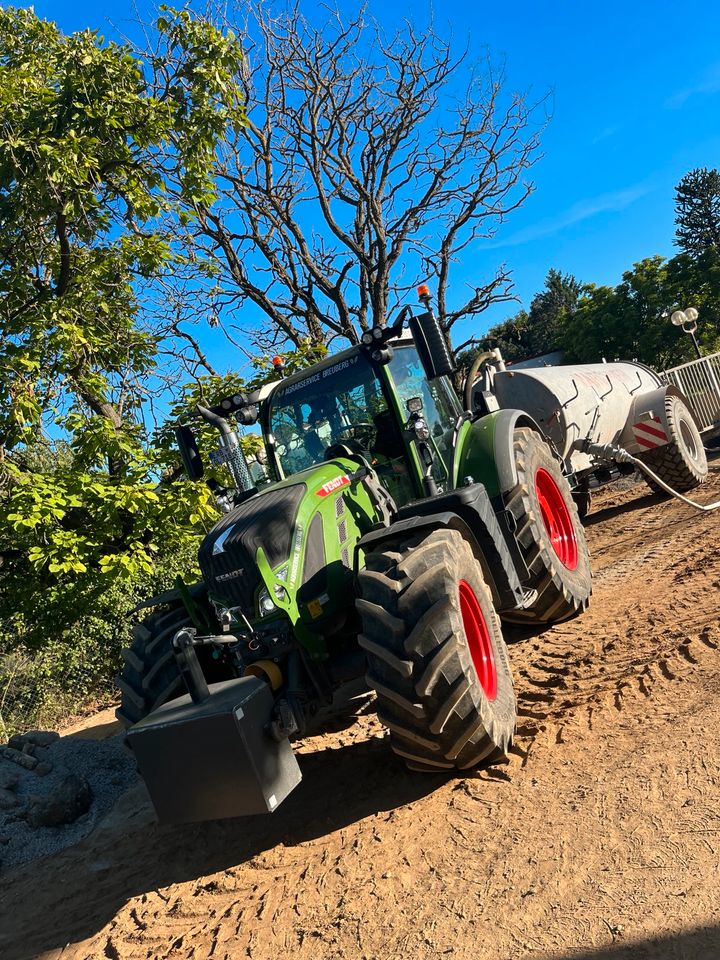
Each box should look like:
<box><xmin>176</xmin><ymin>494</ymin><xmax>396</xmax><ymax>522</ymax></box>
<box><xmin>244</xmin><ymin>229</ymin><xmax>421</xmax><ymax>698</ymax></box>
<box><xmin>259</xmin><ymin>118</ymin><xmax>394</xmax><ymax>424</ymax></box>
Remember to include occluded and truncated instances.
<box><xmin>357</xmin><ymin>528</ymin><xmax>516</xmax><ymax>772</ymax></box>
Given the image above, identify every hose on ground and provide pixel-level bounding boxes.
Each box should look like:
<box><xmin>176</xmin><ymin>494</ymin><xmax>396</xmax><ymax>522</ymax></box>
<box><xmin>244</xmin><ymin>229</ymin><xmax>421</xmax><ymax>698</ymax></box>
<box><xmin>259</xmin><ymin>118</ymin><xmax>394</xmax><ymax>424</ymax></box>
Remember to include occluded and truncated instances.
<box><xmin>584</xmin><ymin>441</ymin><xmax>720</xmax><ymax>512</ymax></box>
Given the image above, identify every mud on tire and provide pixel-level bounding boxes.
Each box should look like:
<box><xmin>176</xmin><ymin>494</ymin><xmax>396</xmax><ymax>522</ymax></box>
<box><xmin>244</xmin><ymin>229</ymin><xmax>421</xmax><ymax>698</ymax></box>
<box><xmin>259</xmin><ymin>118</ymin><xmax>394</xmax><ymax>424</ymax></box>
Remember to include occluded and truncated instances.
<box><xmin>356</xmin><ymin>528</ymin><xmax>516</xmax><ymax>772</ymax></box>
<box><xmin>503</xmin><ymin>427</ymin><xmax>592</xmax><ymax>625</ymax></box>
<box><xmin>639</xmin><ymin>394</ymin><xmax>708</xmax><ymax>494</ymax></box>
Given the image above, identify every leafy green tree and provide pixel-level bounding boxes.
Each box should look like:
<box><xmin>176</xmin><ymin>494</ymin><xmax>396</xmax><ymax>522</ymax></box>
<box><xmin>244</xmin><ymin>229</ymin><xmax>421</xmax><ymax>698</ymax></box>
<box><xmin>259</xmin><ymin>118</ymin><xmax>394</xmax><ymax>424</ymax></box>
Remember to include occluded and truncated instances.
<box><xmin>0</xmin><ymin>6</ymin><xmax>245</xmax><ymax>721</ymax></box>
<box><xmin>674</xmin><ymin>167</ymin><xmax>720</xmax><ymax>256</ymax></box>
<box><xmin>456</xmin><ymin>269</ymin><xmax>582</xmax><ymax>369</ymax></box>
<box><xmin>564</xmin><ymin>254</ymin><xmax>720</xmax><ymax>367</ymax></box>
<box><xmin>666</xmin><ymin>248</ymin><xmax>720</xmax><ymax>338</ymax></box>
<box><xmin>526</xmin><ymin>268</ymin><xmax>581</xmax><ymax>350</ymax></box>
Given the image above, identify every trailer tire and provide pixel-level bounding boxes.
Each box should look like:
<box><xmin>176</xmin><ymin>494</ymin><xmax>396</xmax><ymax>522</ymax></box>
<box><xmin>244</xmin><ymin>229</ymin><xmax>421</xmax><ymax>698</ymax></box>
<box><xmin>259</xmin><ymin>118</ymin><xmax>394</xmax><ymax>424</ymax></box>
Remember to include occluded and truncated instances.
<box><xmin>503</xmin><ymin>428</ymin><xmax>592</xmax><ymax>624</ymax></box>
<box><xmin>115</xmin><ymin>604</ymin><xmax>194</xmax><ymax>728</ymax></box>
<box><xmin>639</xmin><ymin>394</ymin><xmax>707</xmax><ymax>493</ymax></box>
<box><xmin>356</xmin><ymin>528</ymin><xmax>516</xmax><ymax>772</ymax></box>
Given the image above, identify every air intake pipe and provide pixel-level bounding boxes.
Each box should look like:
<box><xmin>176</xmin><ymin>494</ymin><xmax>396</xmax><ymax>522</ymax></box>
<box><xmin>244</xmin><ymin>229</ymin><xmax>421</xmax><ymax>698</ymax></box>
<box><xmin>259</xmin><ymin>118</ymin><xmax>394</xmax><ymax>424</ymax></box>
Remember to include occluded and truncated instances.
<box><xmin>197</xmin><ymin>403</ymin><xmax>255</xmax><ymax>496</ymax></box>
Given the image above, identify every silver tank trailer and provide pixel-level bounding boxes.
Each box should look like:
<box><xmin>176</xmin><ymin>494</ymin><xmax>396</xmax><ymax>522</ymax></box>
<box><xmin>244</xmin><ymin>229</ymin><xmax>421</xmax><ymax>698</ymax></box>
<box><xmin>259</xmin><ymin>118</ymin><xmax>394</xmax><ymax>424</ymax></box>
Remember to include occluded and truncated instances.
<box><xmin>489</xmin><ymin>362</ymin><xmax>665</xmax><ymax>473</ymax></box>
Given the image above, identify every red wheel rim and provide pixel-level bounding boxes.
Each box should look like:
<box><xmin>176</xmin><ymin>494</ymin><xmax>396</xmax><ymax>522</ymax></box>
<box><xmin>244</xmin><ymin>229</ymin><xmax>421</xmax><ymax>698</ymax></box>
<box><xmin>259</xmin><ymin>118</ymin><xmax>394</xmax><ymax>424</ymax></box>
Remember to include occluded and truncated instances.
<box><xmin>535</xmin><ymin>468</ymin><xmax>578</xmax><ymax>570</ymax></box>
<box><xmin>458</xmin><ymin>580</ymin><xmax>497</xmax><ymax>700</ymax></box>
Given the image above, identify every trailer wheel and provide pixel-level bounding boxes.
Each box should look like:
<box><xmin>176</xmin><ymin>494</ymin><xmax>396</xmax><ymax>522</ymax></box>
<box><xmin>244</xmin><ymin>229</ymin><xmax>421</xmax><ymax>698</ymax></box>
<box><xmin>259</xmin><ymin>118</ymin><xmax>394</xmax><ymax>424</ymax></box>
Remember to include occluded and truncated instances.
<box><xmin>639</xmin><ymin>394</ymin><xmax>708</xmax><ymax>493</ymax></box>
<box><xmin>503</xmin><ymin>428</ymin><xmax>592</xmax><ymax>624</ymax></box>
<box><xmin>115</xmin><ymin>604</ymin><xmax>194</xmax><ymax>728</ymax></box>
<box><xmin>356</xmin><ymin>528</ymin><xmax>516</xmax><ymax>772</ymax></box>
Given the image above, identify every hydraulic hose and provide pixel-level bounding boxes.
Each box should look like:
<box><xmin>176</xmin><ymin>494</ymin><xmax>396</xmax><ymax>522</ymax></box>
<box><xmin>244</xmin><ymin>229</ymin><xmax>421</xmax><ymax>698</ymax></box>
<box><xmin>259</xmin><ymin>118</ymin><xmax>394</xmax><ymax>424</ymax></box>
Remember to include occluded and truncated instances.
<box><xmin>584</xmin><ymin>441</ymin><xmax>720</xmax><ymax>512</ymax></box>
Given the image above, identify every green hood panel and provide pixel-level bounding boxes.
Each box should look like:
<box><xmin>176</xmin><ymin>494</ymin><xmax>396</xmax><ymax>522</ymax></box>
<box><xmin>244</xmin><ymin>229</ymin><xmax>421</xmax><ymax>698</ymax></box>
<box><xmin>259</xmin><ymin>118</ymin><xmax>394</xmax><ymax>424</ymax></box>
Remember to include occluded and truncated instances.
<box><xmin>198</xmin><ymin>457</ymin><xmax>384</xmax><ymax>658</ymax></box>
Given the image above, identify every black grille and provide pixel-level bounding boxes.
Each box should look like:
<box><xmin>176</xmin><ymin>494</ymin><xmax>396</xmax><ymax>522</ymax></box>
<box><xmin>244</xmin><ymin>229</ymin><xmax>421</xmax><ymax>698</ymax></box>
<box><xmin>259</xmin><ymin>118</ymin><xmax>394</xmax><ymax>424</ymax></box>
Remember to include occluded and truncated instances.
<box><xmin>198</xmin><ymin>484</ymin><xmax>306</xmax><ymax>611</ymax></box>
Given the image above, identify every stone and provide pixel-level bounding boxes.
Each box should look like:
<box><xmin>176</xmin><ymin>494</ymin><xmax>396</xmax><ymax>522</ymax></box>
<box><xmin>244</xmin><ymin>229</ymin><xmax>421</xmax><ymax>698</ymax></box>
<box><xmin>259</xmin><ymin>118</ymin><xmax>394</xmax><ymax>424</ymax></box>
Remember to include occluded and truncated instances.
<box><xmin>34</xmin><ymin>761</ymin><xmax>53</xmax><ymax>777</ymax></box>
<box><xmin>0</xmin><ymin>788</ymin><xmax>19</xmax><ymax>810</ymax></box>
<box><xmin>0</xmin><ymin>746</ymin><xmax>38</xmax><ymax>770</ymax></box>
<box><xmin>24</xmin><ymin>775</ymin><xmax>92</xmax><ymax>828</ymax></box>
<box><xmin>24</xmin><ymin>731</ymin><xmax>60</xmax><ymax>748</ymax></box>
<box><xmin>8</xmin><ymin>730</ymin><xmax>59</xmax><ymax>751</ymax></box>
<box><xmin>0</xmin><ymin>767</ymin><xmax>19</xmax><ymax>791</ymax></box>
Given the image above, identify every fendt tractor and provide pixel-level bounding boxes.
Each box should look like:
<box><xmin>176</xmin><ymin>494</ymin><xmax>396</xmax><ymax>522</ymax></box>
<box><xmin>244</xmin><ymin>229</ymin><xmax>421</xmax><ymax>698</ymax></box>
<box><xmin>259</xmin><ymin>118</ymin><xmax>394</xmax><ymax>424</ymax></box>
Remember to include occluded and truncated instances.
<box><xmin>117</xmin><ymin>286</ymin><xmax>704</xmax><ymax>824</ymax></box>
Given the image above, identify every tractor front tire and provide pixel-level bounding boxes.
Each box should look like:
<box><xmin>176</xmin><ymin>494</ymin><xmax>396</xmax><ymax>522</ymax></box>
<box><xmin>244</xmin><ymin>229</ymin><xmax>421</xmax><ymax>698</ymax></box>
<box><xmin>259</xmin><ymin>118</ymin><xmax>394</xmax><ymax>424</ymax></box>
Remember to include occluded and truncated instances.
<box><xmin>639</xmin><ymin>394</ymin><xmax>708</xmax><ymax>494</ymax></box>
<box><xmin>503</xmin><ymin>428</ymin><xmax>592</xmax><ymax>624</ymax></box>
<box><xmin>357</xmin><ymin>528</ymin><xmax>516</xmax><ymax>772</ymax></box>
<box><xmin>115</xmin><ymin>604</ymin><xmax>193</xmax><ymax>728</ymax></box>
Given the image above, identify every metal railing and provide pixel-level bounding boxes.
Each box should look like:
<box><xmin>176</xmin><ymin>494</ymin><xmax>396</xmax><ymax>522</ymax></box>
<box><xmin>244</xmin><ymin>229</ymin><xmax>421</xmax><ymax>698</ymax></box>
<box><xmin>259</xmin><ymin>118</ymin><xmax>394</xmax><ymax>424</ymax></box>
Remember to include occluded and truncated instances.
<box><xmin>660</xmin><ymin>352</ymin><xmax>720</xmax><ymax>431</ymax></box>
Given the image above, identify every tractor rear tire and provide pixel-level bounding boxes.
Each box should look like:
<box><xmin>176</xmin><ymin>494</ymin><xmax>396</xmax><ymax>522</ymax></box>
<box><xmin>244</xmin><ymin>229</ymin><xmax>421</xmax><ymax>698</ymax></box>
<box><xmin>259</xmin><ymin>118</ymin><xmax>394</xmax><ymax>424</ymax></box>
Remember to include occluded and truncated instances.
<box><xmin>115</xmin><ymin>603</ymin><xmax>193</xmax><ymax>728</ymax></box>
<box><xmin>356</xmin><ymin>528</ymin><xmax>516</xmax><ymax>772</ymax></box>
<box><xmin>503</xmin><ymin>428</ymin><xmax>592</xmax><ymax>624</ymax></box>
<box><xmin>639</xmin><ymin>394</ymin><xmax>708</xmax><ymax>494</ymax></box>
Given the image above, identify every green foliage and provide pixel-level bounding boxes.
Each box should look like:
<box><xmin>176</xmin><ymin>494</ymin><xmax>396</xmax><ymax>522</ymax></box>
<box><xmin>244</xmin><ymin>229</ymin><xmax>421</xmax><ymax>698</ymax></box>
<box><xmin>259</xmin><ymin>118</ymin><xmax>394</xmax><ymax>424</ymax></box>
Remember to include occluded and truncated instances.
<box><xmin>0</xmin><ymin>537</ymin><xmax>199</xmax><ymax>738</ymax></box>
<box><xmin>564</xmin><ymin>252</ymin><xmax>720</xmax><ymax>366</ymax></box>
<box><xmin>459</xmin><ymin>246</ymin><xmax>720</xmax><ymax>373</ymax></box>
<box><xmin>457</xmin><ymin>269</ymin><xmax>581</xmax><ymax>368</ymax></box>
<box><xmin>0</xmin><ymin>7</ymin><xmax>245</xmax><ymax>732</ymax></box>
<box><xmin>0</xmin><ymin>4</ymin><xmax>245</xmax><ymax>449</ymax></box>
<box><xmin>674</xmin><ymin>167</ymin><xmax>720</xmax><ymax>257</ymax></box>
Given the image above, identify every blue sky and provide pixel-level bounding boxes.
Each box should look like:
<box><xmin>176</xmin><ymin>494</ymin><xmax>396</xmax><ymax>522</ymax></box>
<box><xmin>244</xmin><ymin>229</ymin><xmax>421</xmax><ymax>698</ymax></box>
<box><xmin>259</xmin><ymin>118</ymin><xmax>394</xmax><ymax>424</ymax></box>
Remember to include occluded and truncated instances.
<box><xmin>30</xmin><ymin>0</ymin><xmax>720</xmax><ymax>365</ymax></box>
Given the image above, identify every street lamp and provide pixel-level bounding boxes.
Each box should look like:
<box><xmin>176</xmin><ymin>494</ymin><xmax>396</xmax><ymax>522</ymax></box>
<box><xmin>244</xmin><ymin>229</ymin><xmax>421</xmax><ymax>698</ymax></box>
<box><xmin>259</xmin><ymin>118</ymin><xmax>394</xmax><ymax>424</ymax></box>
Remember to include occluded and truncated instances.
<box><xmin>669</xmin><ymin>306</ymin><xmax>702</xmax><ymax>359</ymax></box>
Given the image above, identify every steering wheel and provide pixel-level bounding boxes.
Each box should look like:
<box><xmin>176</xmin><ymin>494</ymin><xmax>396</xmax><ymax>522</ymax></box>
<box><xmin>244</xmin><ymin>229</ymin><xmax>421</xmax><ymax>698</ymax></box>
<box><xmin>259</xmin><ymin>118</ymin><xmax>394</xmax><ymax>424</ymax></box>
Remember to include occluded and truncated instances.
<box><xmin>338</xmin><ymin>422</ymin><xmax>376</xmax><ymax>448</ymax></box>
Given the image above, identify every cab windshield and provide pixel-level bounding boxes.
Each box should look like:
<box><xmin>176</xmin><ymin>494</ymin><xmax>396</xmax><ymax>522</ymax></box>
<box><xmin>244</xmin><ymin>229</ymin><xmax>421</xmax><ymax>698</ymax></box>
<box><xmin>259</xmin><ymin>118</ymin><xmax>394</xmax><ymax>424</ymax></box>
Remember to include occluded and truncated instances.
<box><xmin>267</xmin><ymin>351</ymin><xmax>413</xmax><ymax>502</ymax></box>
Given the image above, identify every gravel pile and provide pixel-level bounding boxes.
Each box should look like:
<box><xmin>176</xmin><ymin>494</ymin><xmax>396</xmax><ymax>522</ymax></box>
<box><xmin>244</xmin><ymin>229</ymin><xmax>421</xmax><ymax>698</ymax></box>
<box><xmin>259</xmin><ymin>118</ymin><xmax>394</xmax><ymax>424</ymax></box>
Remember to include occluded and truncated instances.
<box><xmin>0</xmin><ymin>730</ymin><xmax>138</xmax><ymax>872</ymax></box>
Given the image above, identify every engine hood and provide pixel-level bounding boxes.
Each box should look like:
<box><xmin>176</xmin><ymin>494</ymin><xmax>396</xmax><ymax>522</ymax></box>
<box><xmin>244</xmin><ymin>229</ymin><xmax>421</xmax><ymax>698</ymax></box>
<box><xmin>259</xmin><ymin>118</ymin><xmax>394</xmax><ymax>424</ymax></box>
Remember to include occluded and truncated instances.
<box><xmin>197</xmin><ymin>457</ymin><xmax>378</xmax><ymax>627</ymax></box>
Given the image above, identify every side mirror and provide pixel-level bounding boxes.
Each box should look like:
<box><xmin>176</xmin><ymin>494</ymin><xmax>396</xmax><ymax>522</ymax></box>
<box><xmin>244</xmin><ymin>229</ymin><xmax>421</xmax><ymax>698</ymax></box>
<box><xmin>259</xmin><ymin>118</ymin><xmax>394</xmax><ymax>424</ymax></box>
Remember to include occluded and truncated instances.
<box><xmin>408</xmin><ymin>309</ymin><xmax>455</xmax><ymax>381</ymax></box>
<box><xmin>175</xmin><ymin>425</ymin><xmax>204</xmax><ymax>480</ymax></box>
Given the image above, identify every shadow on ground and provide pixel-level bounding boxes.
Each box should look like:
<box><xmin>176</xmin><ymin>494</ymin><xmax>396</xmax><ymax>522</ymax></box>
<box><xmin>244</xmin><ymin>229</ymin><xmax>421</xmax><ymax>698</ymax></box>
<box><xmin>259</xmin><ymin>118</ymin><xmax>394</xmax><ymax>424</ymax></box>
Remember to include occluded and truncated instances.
<box><xmin>585</xmin><ymin>450</ymin><xmax>720</xmax><ymax>527</ymax></box>
<box><xmin>543</xmin><ymin>924</ymin><xmax>720</xmax><ymax>960</ymax></box>
<box><xmin>0</xmin><ymin>733</ymin><xmax>440</xmax><ymax>959</ymax></box>
<box><xmin>583</xmin><ymin>491</ymin><xmax>662</xmax><ymax>526</ymax></box>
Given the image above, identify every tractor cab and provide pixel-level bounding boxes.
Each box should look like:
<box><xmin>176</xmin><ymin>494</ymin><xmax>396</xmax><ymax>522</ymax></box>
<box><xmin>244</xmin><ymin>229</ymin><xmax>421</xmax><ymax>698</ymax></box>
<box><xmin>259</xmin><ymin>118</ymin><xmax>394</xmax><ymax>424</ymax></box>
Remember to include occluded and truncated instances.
<box><xmin>176</xmin><ymin>290</ymin><xmax>463</xmax><ymax>514</ymax></box>
<box><xmin>261</xmin><ymin>337</ymin><xmax>463</xmax><ymax>508</ymax></box>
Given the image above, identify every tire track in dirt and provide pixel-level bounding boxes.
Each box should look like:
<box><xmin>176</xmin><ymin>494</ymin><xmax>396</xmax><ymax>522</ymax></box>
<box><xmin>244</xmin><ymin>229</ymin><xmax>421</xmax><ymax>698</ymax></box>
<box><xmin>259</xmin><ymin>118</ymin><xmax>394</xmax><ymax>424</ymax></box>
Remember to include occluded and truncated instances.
<box><xmin>508</xmin><ymin>464</ymin><xmax>720</xmax><ymax>759</ymax></box>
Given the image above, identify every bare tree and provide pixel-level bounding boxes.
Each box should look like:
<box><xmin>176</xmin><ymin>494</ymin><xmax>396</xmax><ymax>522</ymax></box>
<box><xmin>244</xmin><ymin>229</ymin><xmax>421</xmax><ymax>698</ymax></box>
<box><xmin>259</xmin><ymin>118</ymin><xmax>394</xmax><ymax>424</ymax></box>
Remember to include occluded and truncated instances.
<box><xmin>160</xmin><ymin>3</ymin><xmax>547</xmax><ymax>354</ymax></box>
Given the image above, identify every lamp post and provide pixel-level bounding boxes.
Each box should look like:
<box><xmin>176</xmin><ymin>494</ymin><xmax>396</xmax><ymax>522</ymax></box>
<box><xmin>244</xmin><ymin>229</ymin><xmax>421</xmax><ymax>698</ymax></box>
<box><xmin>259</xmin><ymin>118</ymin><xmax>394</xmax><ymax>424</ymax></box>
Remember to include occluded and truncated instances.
<box><xmin>669</xmin><ymin>306</ymin><xmax>702</xmax><ymax>359</ymax></box>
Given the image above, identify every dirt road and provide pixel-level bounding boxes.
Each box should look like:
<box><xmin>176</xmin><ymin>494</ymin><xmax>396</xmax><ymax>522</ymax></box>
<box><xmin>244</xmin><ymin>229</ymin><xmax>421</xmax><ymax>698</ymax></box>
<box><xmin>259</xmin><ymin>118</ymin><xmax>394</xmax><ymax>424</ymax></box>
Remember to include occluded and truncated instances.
<box><xmin>2</xmin><ymin>466</ymin><xmax>719</xmax><ymax>960</ymax></box>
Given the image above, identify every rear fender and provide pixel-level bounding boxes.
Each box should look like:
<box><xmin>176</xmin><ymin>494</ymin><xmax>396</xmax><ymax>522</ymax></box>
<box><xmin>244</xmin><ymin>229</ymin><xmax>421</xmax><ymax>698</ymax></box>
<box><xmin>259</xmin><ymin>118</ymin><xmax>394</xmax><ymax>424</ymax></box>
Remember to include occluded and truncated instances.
<box><xmin>618</xmin><ymin>384</ymin><xmax>689</xmax><ymax>454</ymax></box>
<box><xmin>455</xmin><ymin>409</ymin><xmax>548</xmax><ymax>498</ymax></box>
<box><xmin>357</xmin><ymin>488</ymin><xmax>529</xmax><ymax>613</ymax></box>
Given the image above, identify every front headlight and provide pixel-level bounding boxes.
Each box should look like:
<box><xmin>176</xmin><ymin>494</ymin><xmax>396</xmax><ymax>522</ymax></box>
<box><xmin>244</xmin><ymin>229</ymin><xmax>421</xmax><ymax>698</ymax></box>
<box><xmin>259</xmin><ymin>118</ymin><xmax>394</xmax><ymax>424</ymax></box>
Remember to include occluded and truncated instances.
<box><xmin>257</xmin><ymin>583</ymin><xmax>287</xmax><ymax>617</ymax></box>
<box><xmin>258</xmin><ymin>589</ymin><xmax>277</xmax><ymax>617</ymax></box>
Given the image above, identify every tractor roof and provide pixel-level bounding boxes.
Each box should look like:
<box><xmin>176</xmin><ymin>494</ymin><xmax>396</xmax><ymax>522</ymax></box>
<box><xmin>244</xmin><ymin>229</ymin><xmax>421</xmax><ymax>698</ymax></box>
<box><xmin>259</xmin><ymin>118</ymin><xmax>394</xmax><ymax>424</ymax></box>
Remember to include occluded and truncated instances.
<box><xmin>256</xmin><ymin>331</ymin><xmax>414</xmax><ymax>406</ymax></box>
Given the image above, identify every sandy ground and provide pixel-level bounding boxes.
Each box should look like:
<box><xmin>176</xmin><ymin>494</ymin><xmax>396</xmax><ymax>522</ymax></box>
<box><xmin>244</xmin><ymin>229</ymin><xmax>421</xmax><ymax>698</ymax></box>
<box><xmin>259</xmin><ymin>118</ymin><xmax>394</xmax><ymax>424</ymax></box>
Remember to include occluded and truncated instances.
<box><xmin>1</xmin><ymin>465</ymin><xmax>719</xmax><ymax>960</ymax></box>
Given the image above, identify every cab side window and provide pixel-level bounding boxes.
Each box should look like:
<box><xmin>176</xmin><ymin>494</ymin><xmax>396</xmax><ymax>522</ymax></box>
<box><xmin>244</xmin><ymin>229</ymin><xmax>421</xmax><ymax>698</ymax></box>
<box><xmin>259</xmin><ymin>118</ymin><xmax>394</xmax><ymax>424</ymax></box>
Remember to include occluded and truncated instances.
<box><xmin>388</xmin><ymin>345</ymin><xmax>461</xmax><ymax>488</ymax></box>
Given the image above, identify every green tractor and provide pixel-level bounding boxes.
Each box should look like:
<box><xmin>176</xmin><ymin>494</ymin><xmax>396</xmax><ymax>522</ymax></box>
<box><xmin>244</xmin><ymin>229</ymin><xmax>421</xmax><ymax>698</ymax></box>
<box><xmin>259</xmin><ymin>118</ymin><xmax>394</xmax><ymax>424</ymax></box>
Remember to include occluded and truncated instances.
<box><xmin>119</xmin><ymin>288</ymin><xmax>592</xmax><ymax>823</ymax></box>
